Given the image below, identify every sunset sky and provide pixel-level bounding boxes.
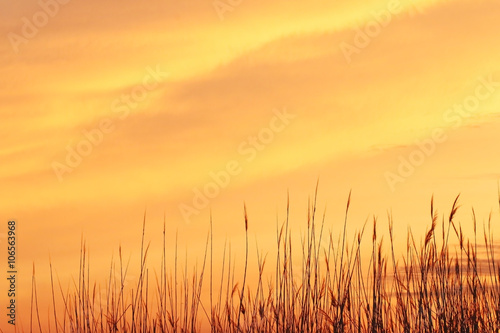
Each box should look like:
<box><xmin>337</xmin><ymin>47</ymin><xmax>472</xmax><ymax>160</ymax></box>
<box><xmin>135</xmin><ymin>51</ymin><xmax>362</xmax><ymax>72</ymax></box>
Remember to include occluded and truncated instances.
<box><xmin>2</xmin><ymin>0</ymin><xmax>500</xmax><ymax>329</ymax></box>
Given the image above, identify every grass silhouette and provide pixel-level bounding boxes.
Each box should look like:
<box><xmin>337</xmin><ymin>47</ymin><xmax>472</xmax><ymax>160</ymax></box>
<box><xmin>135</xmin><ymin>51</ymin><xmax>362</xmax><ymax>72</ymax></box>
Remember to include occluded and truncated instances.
<box><xmin>29</xmin><ymin>191</ymin><xmax>500</xmax><ymax>332</ymax></box>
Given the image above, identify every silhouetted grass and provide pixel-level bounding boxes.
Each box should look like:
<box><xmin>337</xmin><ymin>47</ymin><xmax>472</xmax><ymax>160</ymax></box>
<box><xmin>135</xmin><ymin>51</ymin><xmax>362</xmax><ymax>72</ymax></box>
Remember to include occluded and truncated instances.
<box><xmin>29</xmin><ymin>191</ymin><xmax>500</xmax><ymax>332</ymax></box>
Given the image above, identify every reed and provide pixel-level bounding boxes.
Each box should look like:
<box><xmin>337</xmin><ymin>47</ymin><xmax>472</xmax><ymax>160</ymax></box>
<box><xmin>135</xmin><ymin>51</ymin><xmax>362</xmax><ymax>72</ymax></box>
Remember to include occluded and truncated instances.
<box><xmin>30</xmin><ymin>193</ymin><xmax>500</xmax><ymax>332</ymax></box>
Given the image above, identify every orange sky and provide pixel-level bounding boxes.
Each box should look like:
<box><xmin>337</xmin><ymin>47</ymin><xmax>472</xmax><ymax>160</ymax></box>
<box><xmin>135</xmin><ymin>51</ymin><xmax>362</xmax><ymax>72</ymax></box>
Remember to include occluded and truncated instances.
<box><xmin>1</xmin><ymin>0</ymin><xmax>500</xmax><ymax>330</ymax></box>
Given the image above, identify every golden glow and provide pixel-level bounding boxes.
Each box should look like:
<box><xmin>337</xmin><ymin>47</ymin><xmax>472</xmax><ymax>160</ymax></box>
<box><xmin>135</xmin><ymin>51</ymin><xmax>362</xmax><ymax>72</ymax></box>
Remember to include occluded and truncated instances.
<box><xmin>1</xmin><ymin>0</ymin><xmax>500</xmax><ymax>328</ymax></box>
